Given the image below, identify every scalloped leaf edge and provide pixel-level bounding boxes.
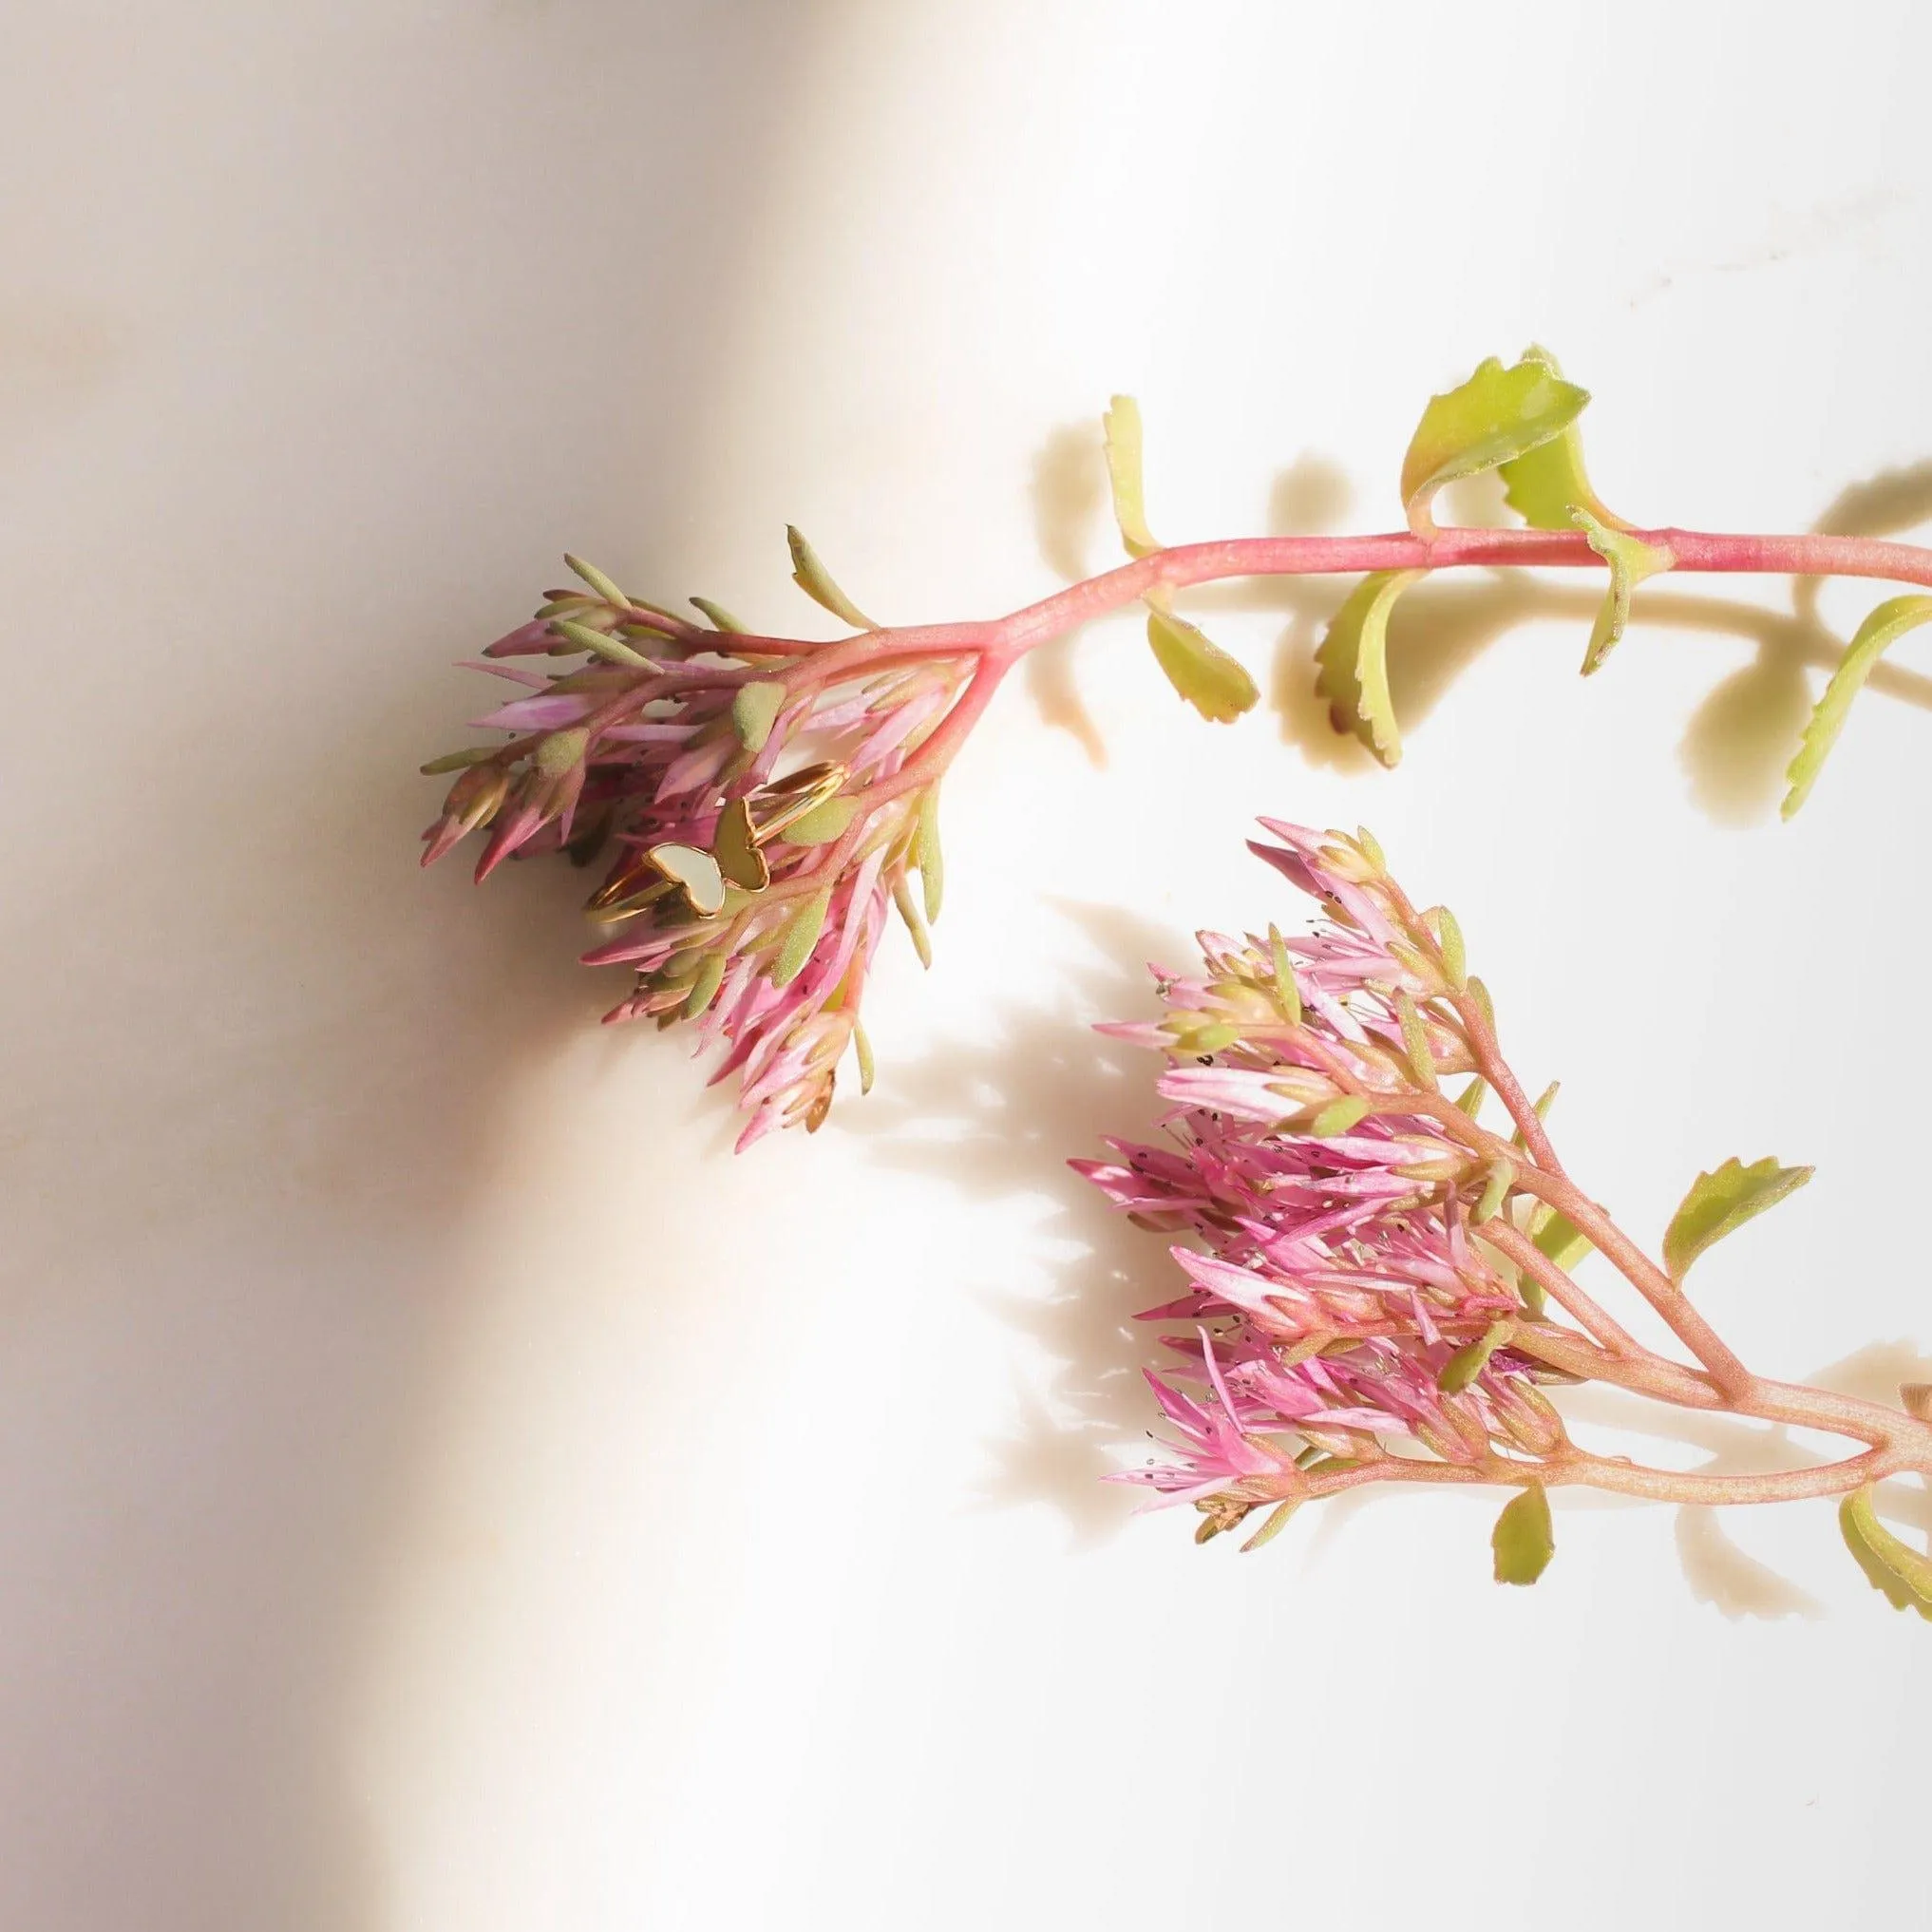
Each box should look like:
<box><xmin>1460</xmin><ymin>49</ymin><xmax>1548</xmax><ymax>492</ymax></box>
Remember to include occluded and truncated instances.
<box><xmin>1314</xmin><ymin>569</ymin><xmax>1423</xmax><ymax>767</ymax></box>
<box><xmin>1661</xmin><ymin>1155</ymin><xmax>1813</xmax><ymax>1281</ymax></box>
<box><xmin>1783</xmin><ymin>595</ymin><xmax>1932</xmax><ymax>818</ymax></box>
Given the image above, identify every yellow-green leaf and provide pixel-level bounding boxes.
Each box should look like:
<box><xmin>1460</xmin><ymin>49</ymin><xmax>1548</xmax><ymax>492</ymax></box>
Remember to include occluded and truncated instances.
<box><xmin>1401</xmin><ymin>353</ymin><xmax>1592</xmax><ymax>537</ymax></box>
<box><xmin>1574</xmin><ymin>509</ymin><xmax>1676</xmax><ymax>674</ymax></box>
<box><xmin>1662</xmin><ymin>1156</ymin><xmax>1813</xmax><ymax>1280</ymax></box>
<box><xmin>1102</xmin><ymin>394</ymin><xmax>1160</xmax><ymax>559</ymax></box>
<box><xmin>564</xmin><ymin>552</ymin><xmax>628</xmax><ymax>605</ymax></box>
<box><xmin>1428</xmin><ymin>905</ymin><xmax>1468</xmax><ymax>989</ymax></box>
<box><xmin>1314</xmin><ymin>569</ymin><xmax>1422</xmax><ymax>767</ymax></box>
<box><xmin>730</xmin><ymin>679</ymin><xmax>787</xmax><ymax>752</ymax></box>
<box><xmin>535</xmin><ymin>727</ymin><xmax>589</xmax><ymax>776</ymax></box>
<box><xmin>892</xmin><ymin>876</ymin><xmax>932</xmax><ymax>968</ymax></box>
<box><xmin>1839</xmin><ymin>1484</ymin><xmax>1932</xmax><ymax>1619</ymax></box>
<box><xmin>786</xmin><ymin>524</ymin><xmax>877</xmax><ymax>630</ymax></box>
<box><xmin>691</xmin><ymin>596</ymin><xmax>748</xmax><ymax>634</ymax></box>
<box><xmin>1492</xmin><ymin>1484</ymin><xmax>1555</xmax><ymax>1585</ymax></box>
<box><xmin>681</xmin><ymin>952</ymin><xmax>727</xmax><ymax>1018</ymax></box>
<box><xmin>1474</xmin><ymin>1160</ymin><xmax>1513</xmax><ymax>1224</ymax></box>
<box><xmin>552</xmin><ymin>617</ymin><xmax>655</xmax><ymax>669</ymax></box>
<box><xmin>1439</xmin><ymin>1318</ymin><xmax>1515</xmax><ymax>1394</ymax></box>
<box><xmin>1783</xmin><ymin>595</ymin><xmax>1932</xmax><ymax>818</ymax></box>
<box><xmin>1393</xmin><ymin>989</ymin><xmax>1438</xmax><ymax>1092</ymax></box>
<box><xmin>1309</xmin><ymin>1096</ymin><xmax>1371</xmax><ymax>1138</ymax></box>
<box><xmin>853</xmin><ymin>1020</ymin><xmax>876</xmax><ymax>1095</ymax></box>
<box><xmin>1496</xmin><ymin>345</ymin><xmax>1628</xmax><ymax>533</ymax></box>
<box><xmin>1531</xmin><ymin>1204</ymin><xmax>1591</xmax><ymax>1274</ymax></box>
<box><xmin>1239</xmin><ymin>1498</ymin><xmax>1300</xmax><ymax>1553</ymax></box>
<box><xmin>1268</xmin><ymin>924</ymin><xmax>1302</xmax><ymax>1025</ymax></box>
<box><xmin>771</xmin><ymin>887</ymin><xmax>831</xmax><ymax>987</ymax></box>
<box><xmin>420</xmin><ymin>746</ymin><xmax>502</xmax><ymax>774</ymax></box>
<box><xmin>917</xmin><ymin>788</ymin><xmax>943</xmax><ymax>922</ymax></box>
<box><xmin>783</xmin><ymin>795</ymin><xmax>859</xmax><ymax>845</ymax></box>
<box><xmin>1145</xmin><ymin>605</ymin><xmax>1258</xmax><ymax>724</ymax></box>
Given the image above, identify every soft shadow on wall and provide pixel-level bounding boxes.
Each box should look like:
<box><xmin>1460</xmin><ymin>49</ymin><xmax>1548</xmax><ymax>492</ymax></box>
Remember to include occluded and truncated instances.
<box><xmin>847</xmin><ymin>900</ymin><xmax>1191</xmax><ymax>1549</ymax></box>
<box><xmin>0</xmin><ymin>8</ymin><xmax>822</xmax><ymax>1931</ymax></box>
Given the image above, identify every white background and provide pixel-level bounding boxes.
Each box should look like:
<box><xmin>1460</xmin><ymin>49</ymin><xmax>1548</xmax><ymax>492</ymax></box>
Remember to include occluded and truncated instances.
<box><xmin>5</xmin><ymin>3</ymin><xmax>1930</xmax><ymax>1927</ymax></box>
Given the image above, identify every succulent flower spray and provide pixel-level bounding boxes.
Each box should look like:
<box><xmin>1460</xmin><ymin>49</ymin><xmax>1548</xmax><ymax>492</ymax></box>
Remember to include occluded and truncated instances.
<box><xmin>1078</xmin><ymin>818</ymin><xmax>1932</xmax><ymax>1613</ymax></box>
<box><xmin>421</xmin><ymin>350</ymin><xmax>1932</xmax><ymax>1609</ymax></box>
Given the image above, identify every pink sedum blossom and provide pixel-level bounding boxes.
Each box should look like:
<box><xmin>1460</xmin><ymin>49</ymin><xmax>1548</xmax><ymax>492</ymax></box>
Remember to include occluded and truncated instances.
<box><xmin>420</xmin><ymin>559</ymin><xmax>960</xmax><ymax>1146</ymax></box>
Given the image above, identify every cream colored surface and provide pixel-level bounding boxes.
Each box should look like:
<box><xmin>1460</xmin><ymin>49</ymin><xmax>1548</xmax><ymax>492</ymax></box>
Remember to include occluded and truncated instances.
<box><xmin>5</xmin><ymin>4</ymin><xmax>1930</xmax><ymax>1927</ymax></box>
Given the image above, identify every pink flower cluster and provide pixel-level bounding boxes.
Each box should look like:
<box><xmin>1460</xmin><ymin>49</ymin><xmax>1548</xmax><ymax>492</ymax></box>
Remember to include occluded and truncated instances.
<box><xmin>421</xmin><ymin>561</ymin><xmax>962</xmax><ymax>1146</ymax></box>
<box><xmin>1074</xmin><ymin>821</ymin><xmax>1563</xmax><ymax>1533</ymax></box>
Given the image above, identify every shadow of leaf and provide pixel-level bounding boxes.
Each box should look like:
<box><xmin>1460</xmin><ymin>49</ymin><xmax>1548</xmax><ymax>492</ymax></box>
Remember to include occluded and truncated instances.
<box><xmin>1674</xmin><ymin>1506</ymin><xmax>1823</xmax><ymax>1620</ymax></box>
<box><xmin>1678</xmin><ymin>639</ymin><xmax>1816</xmax><ymax>824</ymax></box>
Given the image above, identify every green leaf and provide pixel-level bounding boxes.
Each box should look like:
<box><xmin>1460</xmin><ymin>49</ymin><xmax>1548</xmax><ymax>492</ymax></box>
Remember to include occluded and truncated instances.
<box><xmin>1393</xmin><ymin>990</ymin><xmax>1438</xmax><ymax>1091</ymax></box>
<box><xmin>1474</xmin><ymin>1159</ymin><xmax>1513</xmax><ymax>1225</ymax></box>
<box><xmin>681</xmin><ymin>951</ymin><xmax>727</xmax><ymax>1018</ymax></box>
<box><xmin>1492</xmin><ymin>1484</ymin><xmax>1555</xmax><ymax>1585</ymax></box>
<box><xmin>1309</xmin><ymin>1096</ymin><xmax>1371</xmax><ymax>1138</ymax></box>
<box><xmin>1401</xmin><ymin>352</ymin><xmax>1592</xmax><ymax>536</ymax></box>
<box><xmin>917</xmin><ymin>788</ymin><xmax>943</xmax><ymax>922</ymax></box>
<box><xmin>1573</xmin><ymin>509</ymin><xmax>1676</xmax><ymax>674</ymax></box>
<box><xmin>552</xmin><ymin>617</ymin><xmax>655</xmax><ymax>669</ymax></box>
<box><xmin>1102</xmin><ymin>394</ymin><xmax>1160</xmax><ymax>559</ymax></box>
<box><xmin>1455</xmin><ymin>1076</ymin><xmax>1487</xmax><ymax>1119</ymax></box>
<box><xmin>535</xmin><ymin>727</ymin><xmax>590</xmax><ymax>776</ymax></box>
<box><xmin>783</xmin><ymin>795</ymin><xmax>860</xmax><ymax>845</ymax></box>
<box><xmin>564</xmin><ymin>552</ymin><xmax>628</xmax><ymax>605</ymax></box>
<box><xmin>1783</xmin><ymin>595</ymin><xmax>1932</xmax><ymax>818</ymax></box>
<box><xmin>1188</xmin><ymin>1021</ymin><xmax>1241</xmax><ymax>1053</ymax></box>
<box><xmin>1496</xmin><ymin>345</ymin><xmax>1628</xmax><ymax>533</ymax></box>
<box><xmin>1662</xmin><ymin>1156</ymin><xmax>1814</xmax><ymax>1280</ymax></box>
<box><xmin>1239</xmin><ymin>1498</ymin><xmax>1300</xmax><ymax>1553</ymax></box>
<box><xmin>1839</xmin><ymin>1485</ymin><xmax>1932</xmax><ymax>1619</ymax></box>
<box><xmin>1531</xmin><ymin>1205</ymin><xmax>1591</xmax><ymax>1274</ymax></box>
<box><xmin>730</xmin><ymin>678</ymin><xmax>787</xmax><ymax>752</ymax></box>
<box><xmin>1268</xmin><ymin>924</ymin><xmax>1302</xmax><ymax>1025</ymax></box>
<box><xmin>853</xmin><ymin>1020</ymin><xmax>877</xmax><ymax>1095</ymax></box>
<box><xmin>771</xmin><ymin>887</ymin><xmax>832</xmax><ymax>987</ymax></box>
<box><xmin>691</xmin><ymin>596</ymin><xmax>748</xmax><ymax>634</ymax></box>
<box><xmin>1439</xmin><ymin>1318</ymin><xmax>1515</xmax><ymax>1394</ymax></box>
<box><xmin>1314</xmin><ymin>569</ymin><xmax>1423</xmax><ymax>767</ymax></box>
<box><xmin>786</xmin><ymin>524</ymin><xmax>877</xmax><ymax>630</ymax></box>
<box><xmin>891</xmin><ymin>878</ymin><xmax>933</xmax><ymax>968</ymax></box>
<box><xmin>1145</xmin><ymin>604</ymin><xmax>1258</xmax><ymax>724</ymax></box>
<box><xmin>420</xmin><ymin>746</ymin><xmax>501</xmax><ymax>775</ymax></box>
<box><xmin>1428</xmin><ymin>905</ymin><xmax>1468</xmax><ymax>989</ymax></box>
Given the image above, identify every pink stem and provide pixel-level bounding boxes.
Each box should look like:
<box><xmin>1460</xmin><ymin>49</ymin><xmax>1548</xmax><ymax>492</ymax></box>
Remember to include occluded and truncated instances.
<box><xmin>1289</xmin><ymin>1445</ymin><xmax>1901</xmax><ymax>1509</ymax></box>
<box><xmin>983</xmin><ymin>526</ymin><xmax>1932</xmax><ymax>661</ymax></box>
